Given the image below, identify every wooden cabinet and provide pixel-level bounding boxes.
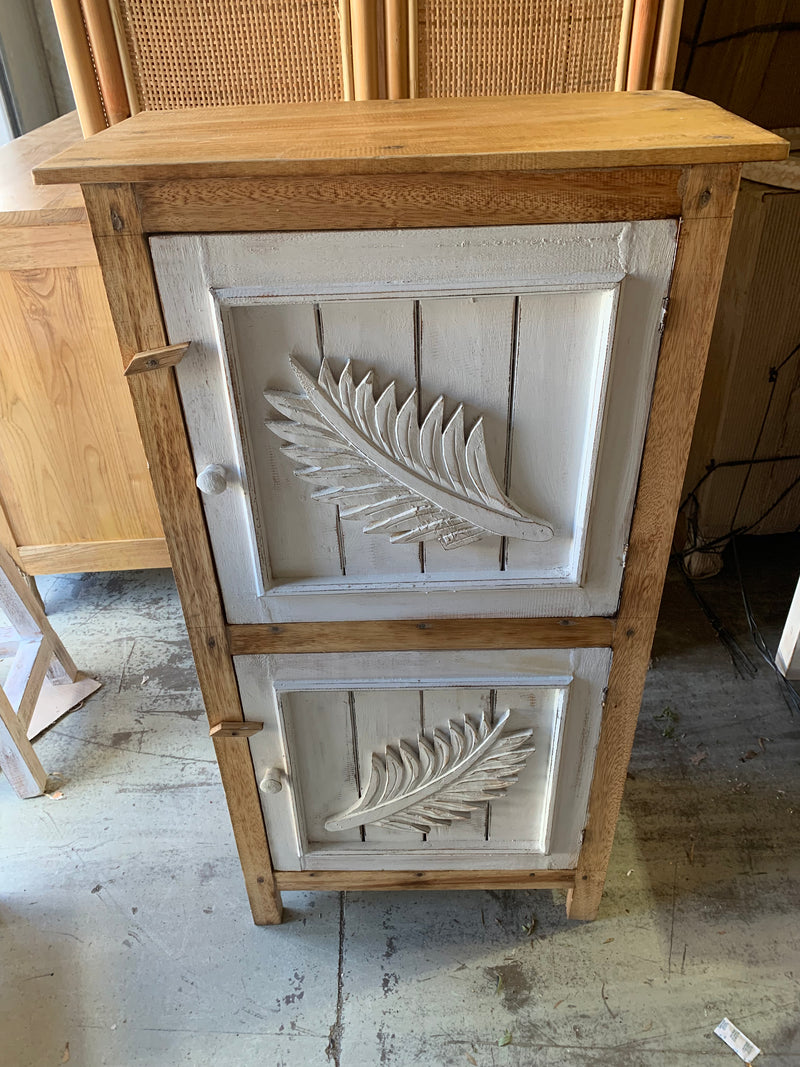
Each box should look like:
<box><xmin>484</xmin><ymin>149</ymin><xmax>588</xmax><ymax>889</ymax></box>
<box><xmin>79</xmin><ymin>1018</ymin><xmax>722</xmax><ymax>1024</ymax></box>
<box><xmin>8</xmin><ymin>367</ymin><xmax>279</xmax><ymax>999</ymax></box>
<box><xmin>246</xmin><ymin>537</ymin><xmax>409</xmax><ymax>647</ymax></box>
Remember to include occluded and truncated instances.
<box><xmin>0</xmin><ymin>113</ymin><xmax>168</xmax><ymax>576</ymax></box>
<box><xmin>34</xmin><ymin>92</ymin><xmax>785</xmax><ymax>924</ymax></box>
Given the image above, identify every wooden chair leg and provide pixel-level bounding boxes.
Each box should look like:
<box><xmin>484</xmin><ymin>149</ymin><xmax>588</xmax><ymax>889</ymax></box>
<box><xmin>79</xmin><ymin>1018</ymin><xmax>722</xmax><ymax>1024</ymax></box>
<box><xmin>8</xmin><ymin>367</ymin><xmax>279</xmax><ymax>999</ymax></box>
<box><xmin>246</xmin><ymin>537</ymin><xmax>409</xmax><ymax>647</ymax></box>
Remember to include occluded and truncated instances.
<box><xmin>0</xmin><ymin>543</ymin><xmax>102</xmax><ymax>798</ymax></box>
<box><xmin>0</xmin><ymin>687</ymin><xmax>47</xmax><ymax>798</ymax></box>
<box><xmin>0</xmin><ymin>545</ymin><xmax>79</xmax><ymax>683</ymax></box>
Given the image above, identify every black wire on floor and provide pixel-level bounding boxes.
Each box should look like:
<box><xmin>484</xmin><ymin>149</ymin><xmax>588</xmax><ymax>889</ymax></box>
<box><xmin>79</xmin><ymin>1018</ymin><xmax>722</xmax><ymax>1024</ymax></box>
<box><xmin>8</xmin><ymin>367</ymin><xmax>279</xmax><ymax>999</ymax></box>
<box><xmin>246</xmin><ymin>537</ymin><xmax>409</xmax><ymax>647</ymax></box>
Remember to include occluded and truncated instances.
<box><xmin>677</xmin><ymin>340</ymin><xmax>800</xmax><ymax>565</ymax></box>
<box><xmin>674</xmin><ymin>540</ymin><xmax>799</xmax><ymax>718</ymax></box>
<box><xmin>670</xmin><ymin>331</ymin><xmax>800</xmax><ymax>715</ymax></box>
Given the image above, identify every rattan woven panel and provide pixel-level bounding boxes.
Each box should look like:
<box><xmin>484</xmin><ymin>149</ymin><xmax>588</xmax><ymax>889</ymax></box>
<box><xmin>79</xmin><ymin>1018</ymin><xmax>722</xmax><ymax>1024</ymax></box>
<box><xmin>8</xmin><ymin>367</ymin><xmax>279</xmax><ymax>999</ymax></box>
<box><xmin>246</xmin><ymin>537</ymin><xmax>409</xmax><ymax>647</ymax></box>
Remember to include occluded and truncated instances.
<box><xmin>116</xmin><ymin>0</ymin><xmax>344</xmax><ymax>108</ymax></box>
<box><xmin>417</xmin><ymin>0</ymin><xmax>624</xmax><ymax>97</ymax></box>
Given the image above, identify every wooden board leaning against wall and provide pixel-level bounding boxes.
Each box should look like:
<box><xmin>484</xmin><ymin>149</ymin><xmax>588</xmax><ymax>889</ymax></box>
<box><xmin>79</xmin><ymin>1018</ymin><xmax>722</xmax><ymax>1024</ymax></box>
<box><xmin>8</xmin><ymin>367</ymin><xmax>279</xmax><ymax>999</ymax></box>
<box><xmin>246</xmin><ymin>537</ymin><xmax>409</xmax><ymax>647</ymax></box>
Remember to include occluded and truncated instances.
<box><xmin>0</xmin><ymin>112</ymin><xmax>168</xmax><ymax>577</ymax></box>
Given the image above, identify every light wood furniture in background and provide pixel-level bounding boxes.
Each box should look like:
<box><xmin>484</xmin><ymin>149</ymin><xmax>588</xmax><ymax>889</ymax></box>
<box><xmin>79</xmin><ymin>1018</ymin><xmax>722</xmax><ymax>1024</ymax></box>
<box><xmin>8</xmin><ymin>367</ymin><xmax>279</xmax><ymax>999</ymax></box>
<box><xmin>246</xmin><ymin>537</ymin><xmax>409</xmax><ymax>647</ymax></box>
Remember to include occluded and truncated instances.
<box><xmin>0</xmin><ymin>111</ymin><xmax>167</xmax><ymax>576</ymax></box>
<box><xmin>35</xmin><ymin>92</ymin><xmax>784</xmax><ymax>924</ymax></box>
<box><xmin>53</xmin><ymin>0</ymin><xmax>685</xmax><ymax>135</ymax></box>
<box><xmin>0</xmin><ymin>542</ymin><xmax>100</xmax><ymax>798</ymax></box>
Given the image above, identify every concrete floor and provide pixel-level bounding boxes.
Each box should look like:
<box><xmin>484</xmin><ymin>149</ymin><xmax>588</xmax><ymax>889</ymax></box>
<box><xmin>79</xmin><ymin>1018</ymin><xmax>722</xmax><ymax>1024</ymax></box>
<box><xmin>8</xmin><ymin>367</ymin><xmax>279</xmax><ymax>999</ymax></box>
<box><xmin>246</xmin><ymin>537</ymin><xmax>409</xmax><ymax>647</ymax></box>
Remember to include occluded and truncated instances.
<box><xmin>1</xmin><ymin>538</ymin><xmax>799</xmax><ymax>1066</ymax></box>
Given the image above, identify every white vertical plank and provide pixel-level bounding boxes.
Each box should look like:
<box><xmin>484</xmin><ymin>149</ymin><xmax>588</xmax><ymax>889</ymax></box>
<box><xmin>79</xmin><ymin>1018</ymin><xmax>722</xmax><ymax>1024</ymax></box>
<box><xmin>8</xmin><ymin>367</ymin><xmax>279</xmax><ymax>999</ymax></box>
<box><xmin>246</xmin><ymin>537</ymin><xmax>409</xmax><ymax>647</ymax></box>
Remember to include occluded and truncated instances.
<box><xmin>351</xmin><ymin>688</ymin><xmax>424</xmax><ymax>846</ymax></box>
<box><xmin>777</xmin><ymin>576</ymin><xmax>800</xmax><ymax>679</ymax></box>
<box><xmin>505</xmin><ymin>289</ymin><xmax>615</xmax><ymax>576</ymax></box>
<box><xmin>418</xmin><ymin>296</ymin><xmax>515</xmax><ymax>575</ymax></box>
<box><xmin>236</xmin><ymin>654</ymin><xmax>303</xmax><ymax>870</ymax></box>
<box><xmin>155</xmin><ymin>236</ymin><xmax>275</xmax><ymax>619</ymax></box>
<box><xmin>229</xmin><ymin>302</ymin><xmax>343</xmax><ymax>580</ymax></box>
<box><xmin>316</xmin><ymin>298</ymin><xmax>422</xmax><ymax>578</ymax></box>
<box><xmin>284</xmin><ymin>690</ymin><xmax>362</xmax><ymax>847</ymax></box>
<box><xmin>420</xmin><ymin>687</ymin><xmax>493</xmax><ymax>845</ymax></box>
<box><xmin>487</xmin><ymin>685</ymin><xmax>565</xmax><ymax>852</ymax></box>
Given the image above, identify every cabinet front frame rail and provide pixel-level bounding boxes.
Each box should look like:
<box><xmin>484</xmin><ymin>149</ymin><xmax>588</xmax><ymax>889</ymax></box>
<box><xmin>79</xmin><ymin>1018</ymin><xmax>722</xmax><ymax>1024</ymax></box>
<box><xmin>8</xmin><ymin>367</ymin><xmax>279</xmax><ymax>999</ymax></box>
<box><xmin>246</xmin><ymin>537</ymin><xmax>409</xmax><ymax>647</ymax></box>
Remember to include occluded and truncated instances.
<box><xmin>274</xmin><ymin>869</ymin><xmax>576</xmax><ymax>891</ymax></box>
<box><xmin>72</xmin><ymin>151</ymin><xmax>748</xmax><ymax>924</ymax></box>
<box><xmin>228</xmin><ymin>617</ymin><xmax>615</xmax><ymax>655</ymax></box>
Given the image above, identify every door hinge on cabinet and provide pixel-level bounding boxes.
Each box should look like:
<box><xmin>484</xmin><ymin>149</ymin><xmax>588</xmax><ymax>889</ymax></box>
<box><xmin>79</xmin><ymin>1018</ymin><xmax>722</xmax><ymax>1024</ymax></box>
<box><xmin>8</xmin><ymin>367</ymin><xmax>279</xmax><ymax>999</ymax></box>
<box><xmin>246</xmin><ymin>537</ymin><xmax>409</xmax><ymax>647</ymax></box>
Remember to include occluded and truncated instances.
<box><xmin>658</xmin><ymin>297</ymin><xmax>670</xmax><ymax>334</ymax></box>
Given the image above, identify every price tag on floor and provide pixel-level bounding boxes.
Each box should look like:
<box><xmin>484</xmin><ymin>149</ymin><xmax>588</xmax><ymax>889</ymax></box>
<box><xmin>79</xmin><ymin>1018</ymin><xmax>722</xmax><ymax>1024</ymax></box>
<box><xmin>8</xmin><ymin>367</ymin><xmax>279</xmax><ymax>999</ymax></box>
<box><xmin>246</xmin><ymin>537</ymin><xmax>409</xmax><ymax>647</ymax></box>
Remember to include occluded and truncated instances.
<box><xmin>715</xmin><ymin>1018</ymin><xmax>761</xmax><ymax>1063</ymax></box>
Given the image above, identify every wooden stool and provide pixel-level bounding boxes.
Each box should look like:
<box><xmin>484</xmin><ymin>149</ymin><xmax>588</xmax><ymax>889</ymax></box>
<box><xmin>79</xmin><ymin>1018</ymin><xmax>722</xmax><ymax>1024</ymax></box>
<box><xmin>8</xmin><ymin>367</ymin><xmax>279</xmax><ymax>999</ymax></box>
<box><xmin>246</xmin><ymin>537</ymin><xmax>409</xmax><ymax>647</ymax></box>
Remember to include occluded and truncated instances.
<box><xmin>0</xmin><ymin>545</ymin><xmax>100</xmax><ymax>798</ymax></box>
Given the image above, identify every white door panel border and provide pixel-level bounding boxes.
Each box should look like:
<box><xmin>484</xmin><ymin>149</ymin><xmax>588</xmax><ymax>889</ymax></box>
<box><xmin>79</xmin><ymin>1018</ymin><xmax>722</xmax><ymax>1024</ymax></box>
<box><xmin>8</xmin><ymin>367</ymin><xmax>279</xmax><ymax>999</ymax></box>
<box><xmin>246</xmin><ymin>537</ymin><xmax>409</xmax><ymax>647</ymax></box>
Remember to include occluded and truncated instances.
<box><xmin>152</xmin><ymin>222</ymin><xmax>677</xmax><ymax>622</ymax></box>
<box><xmin>237</xmin><ymin>647</ymin><xmax>610</xmax><ymax>872</ymax></box>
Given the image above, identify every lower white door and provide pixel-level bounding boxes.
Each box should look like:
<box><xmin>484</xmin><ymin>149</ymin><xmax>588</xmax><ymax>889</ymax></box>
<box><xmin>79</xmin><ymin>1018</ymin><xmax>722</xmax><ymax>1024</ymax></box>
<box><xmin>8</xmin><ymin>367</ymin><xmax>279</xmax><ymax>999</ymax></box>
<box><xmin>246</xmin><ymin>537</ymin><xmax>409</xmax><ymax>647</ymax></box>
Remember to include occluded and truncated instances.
<box><xmin>237</xmin><ymin>647</ymin><xmax>610</xmax><ymax>871</ymax></box>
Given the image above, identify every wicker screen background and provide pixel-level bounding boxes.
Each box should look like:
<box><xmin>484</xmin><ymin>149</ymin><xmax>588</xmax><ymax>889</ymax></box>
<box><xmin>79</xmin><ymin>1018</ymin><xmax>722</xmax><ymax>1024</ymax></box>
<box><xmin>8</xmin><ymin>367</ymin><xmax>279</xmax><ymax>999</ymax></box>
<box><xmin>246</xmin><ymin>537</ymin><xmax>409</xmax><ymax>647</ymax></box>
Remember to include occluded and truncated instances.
<box><xmin>417</xmin><ymin>0</ymin><xmax>625</xmax><ymax>97</ymax></box>
<box><xmin>116</xmin><ymin>0</ymin><xmax>344</xmax><ymax>108</ymax></box>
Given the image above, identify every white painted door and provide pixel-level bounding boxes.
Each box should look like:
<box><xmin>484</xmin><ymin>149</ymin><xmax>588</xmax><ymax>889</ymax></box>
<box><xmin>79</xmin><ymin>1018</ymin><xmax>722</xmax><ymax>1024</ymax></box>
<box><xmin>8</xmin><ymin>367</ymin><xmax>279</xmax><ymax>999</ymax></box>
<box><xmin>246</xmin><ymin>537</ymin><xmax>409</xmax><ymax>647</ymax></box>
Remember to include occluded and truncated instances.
<box><xmin>777</xmin><ymin>576</ymin><xmax>800</xmax><ymax>679</ymax></box>
<box><xmin>151</xmin><ymin>221</ymin><xmax>677</xmax><ymax>623</ymax></box>
<box><xmin>237</xmin><ymin>647</ymin><xmax>611</xmax><ymax>871</ymax></box>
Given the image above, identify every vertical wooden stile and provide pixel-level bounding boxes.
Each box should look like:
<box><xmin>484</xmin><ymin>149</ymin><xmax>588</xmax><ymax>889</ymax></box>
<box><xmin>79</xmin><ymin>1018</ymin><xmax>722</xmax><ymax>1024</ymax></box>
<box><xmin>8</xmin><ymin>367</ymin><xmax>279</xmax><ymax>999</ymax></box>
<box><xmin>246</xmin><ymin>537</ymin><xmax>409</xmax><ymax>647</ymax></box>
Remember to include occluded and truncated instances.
<box><xmin>107</xmin><ymin>0</ymin><xmax>141</xmax><ymax>114</ymax></box>
<box><xmin>567</xmin><ymin>164</ymin><xmax>742</xmax><ymax>920</ymax></box>
<box><xmin>80</xmin><ymin>0</ymin><xmax>131</xmax><ymax>124</ymax></box>
<box><xmin>615</xmin><ymin>0</ymin><xmax>636</xmax><ymax>91</ymax></box>
<box><xmin>385</xmin><ymin>0</ymin><xmax>409</xmax><ymax>99</ymax></box>
<box><xmin>650</xmin><ymin>0</ymin><xmax>685</xmax><ymax>90</ymax></box>
<box><xmin>80</xmin><ymin>183</ymin><xmax>282</xmax><ymax>926</ymax></box>
<box><xmin>350</xmin><ymin>0</ymin><xmax>380</xmax><ymax>99</ymax></box>
<box><xmin>407</xmin><ymin>0</ymin><xmax>418</xmax><ymax>97</ymax></box>
<box><xmin>338</xmin><ymin>0</ymin><xmax>355</xmax><ymax>101</ymax></box>
<box><xmin>50</xmin><ymin>0</ymin><xmax>108</xmax><ymax>135</ymax></box>
<box><xmin>626</xmin><ymin>0</ymin><xmax>661</xmax><ymax>90</ymax></box>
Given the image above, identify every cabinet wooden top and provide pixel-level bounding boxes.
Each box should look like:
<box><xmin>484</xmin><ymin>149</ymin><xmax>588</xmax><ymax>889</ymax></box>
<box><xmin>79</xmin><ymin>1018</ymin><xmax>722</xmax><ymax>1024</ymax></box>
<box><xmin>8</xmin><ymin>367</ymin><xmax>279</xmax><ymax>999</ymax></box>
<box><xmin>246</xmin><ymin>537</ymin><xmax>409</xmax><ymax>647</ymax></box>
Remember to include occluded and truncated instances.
<box><xmin>34</xmin><ymin>92</ymin><xmax>786</xmax><ymax>186</ymax></box>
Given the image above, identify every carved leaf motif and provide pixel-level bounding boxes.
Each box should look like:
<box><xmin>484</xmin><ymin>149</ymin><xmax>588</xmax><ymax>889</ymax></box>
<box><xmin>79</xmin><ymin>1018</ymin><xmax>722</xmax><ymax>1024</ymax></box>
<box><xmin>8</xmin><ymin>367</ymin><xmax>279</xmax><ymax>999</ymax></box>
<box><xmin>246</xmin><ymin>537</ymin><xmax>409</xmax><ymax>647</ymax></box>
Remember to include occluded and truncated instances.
<box><xmin>265</xmin><ymin>357</ymin><xmax>554</xmax><ymax>550</ymax></box>
<box><xmin>324</xmin><ymin>710</ymin><xmax>535</xmax><ymax>834</ymax></box>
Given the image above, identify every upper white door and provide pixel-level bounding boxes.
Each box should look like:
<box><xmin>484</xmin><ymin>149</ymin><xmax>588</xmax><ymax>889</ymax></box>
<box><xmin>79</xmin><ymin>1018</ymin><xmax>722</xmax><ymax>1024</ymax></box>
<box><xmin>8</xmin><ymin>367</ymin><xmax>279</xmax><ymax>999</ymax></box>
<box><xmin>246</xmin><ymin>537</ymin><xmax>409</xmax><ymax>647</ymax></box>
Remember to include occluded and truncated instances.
<box><xmin>152</xmin><ymin>221</ymin><xmax>677</xmax><ymax>623</ymax></box>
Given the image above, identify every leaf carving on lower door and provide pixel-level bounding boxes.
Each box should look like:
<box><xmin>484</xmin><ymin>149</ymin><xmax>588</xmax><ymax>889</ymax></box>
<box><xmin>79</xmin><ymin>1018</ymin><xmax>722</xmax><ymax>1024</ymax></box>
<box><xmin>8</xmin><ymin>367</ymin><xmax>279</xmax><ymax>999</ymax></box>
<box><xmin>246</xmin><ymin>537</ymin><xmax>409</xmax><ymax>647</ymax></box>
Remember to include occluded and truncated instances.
<box><xmin>264</xmin><ymin>356</ymin><xmax>554</xmax><ymax>550</ymax></box>
<box><xmin>324</xmin><ymin>710</ymin><xmax>535</xmax><ymax>834</ymax></box>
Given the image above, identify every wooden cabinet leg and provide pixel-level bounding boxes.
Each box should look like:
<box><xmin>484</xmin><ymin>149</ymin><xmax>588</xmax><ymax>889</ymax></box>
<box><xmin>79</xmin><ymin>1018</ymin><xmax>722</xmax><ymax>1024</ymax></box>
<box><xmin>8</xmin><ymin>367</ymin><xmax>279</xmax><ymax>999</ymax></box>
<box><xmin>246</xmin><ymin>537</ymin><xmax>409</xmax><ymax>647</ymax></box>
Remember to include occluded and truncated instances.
<box><xmin>565</xmin><ymin>880</ymin><xmax>601</xmax><ymax>921</ymax></box>
<box><xmin>212</xmin><ymin>734</ymin><xmax>283</xmax><ymax>925</ymax></box>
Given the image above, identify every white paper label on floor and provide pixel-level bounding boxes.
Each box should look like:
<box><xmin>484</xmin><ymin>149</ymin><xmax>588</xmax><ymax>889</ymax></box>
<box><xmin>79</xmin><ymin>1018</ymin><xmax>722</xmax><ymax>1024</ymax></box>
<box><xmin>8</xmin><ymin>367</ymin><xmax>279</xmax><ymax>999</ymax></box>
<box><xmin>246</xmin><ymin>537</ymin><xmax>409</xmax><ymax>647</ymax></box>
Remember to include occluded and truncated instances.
<box><xmin>714</xmin><ymin>1018</ymin><xmax>761</xmax><ymax>1063</ymax></box>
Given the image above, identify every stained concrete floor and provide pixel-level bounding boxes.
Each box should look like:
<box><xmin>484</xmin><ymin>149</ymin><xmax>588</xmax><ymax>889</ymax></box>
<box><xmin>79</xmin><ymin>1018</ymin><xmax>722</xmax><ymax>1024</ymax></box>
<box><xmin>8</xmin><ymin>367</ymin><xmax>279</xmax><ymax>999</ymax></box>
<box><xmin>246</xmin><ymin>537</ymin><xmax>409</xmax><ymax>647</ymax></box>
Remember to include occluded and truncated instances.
<box><xmin>1</xmin><ymin>537</ymin><xmax>799</xmax><ymax>1067</ymax></box>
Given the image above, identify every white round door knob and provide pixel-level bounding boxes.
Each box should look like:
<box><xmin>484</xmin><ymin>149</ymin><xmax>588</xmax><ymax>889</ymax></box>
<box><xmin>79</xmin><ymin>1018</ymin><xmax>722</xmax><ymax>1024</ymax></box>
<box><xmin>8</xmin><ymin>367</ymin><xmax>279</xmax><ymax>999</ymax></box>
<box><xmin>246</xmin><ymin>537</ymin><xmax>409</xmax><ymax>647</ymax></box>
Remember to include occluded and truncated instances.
<box><xmin>260</xmin><ymin>768</ymin><xmax>284</xmax><ymax>794</ymax></box>
<box><xmin>196</xmin><ymin>464</ymin><xmax>228</xmax><ymax>495</ymax></box>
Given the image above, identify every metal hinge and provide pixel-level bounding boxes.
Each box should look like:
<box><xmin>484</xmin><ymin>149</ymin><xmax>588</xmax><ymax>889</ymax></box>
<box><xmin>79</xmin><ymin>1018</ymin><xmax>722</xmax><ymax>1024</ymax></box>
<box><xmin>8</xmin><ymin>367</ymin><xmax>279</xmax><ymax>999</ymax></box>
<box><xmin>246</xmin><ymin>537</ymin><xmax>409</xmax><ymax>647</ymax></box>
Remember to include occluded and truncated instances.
<box><xmin>658</xmin><ymin>297</ymin><xmax>670</xmax><ymax>334</ymax></box>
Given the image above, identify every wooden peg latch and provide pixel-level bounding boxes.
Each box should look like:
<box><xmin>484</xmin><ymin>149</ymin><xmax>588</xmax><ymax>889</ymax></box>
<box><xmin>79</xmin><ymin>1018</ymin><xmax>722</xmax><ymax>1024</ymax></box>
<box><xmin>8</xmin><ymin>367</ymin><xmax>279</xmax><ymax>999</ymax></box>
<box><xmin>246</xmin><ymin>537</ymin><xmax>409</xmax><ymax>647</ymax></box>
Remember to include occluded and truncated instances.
<box><xmin>209</xmin><ymin>720</ymin><xmax>264</xmax><ymax>739</ymax></box>
<box><xmin>124</xmin><ymin>342</ymin><xmax>191</xmax><ymax>376</ymax></box>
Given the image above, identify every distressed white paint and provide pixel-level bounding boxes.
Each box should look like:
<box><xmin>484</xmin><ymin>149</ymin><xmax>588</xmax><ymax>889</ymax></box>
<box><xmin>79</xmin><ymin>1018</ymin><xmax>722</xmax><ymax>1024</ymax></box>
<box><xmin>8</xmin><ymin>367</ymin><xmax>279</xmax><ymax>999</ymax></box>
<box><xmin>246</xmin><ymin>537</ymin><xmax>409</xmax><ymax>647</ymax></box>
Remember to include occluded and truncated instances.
<box><xmin>238</xmin><ymin>647</ymin><xmax>610</xmax><ymax>871</ymax></box>
<box><xmin>421</xmin><ymin>687</ymin><xmax>494</xmax><ymax>845</ymax></box>
<box><xmin>317</xmin><ymin>298</ymin><xmax>422</xmax><ymax>578</ymax></box>
<box><xmin>418</xmin><ymin>295</ymin><xmax>516</xmax><ymax>575</ymax></box>
<box><xmin>351</xmin><ymin>688</ymin><xmax>423</xmax><ymax>847</ymax></box>
<box><xmin>505</xmin><ymin>288</ymin><xmax>617</xmax><ymax>577</ymax></box>
<box><xmin>151</xmin><ymin>221</ymin><xmax>677</xmax><ymax>623</ymax></box>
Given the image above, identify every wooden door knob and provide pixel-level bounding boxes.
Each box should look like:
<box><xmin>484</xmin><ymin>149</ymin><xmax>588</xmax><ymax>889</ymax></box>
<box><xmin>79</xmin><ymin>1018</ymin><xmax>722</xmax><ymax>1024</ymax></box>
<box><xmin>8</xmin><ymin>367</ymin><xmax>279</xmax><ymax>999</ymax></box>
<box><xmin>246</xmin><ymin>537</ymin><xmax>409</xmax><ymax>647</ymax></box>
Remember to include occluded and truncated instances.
<box><xmin>195</xmin><ymin>463</ymin><xmax>228</xmax><ymax>495</ymax></box>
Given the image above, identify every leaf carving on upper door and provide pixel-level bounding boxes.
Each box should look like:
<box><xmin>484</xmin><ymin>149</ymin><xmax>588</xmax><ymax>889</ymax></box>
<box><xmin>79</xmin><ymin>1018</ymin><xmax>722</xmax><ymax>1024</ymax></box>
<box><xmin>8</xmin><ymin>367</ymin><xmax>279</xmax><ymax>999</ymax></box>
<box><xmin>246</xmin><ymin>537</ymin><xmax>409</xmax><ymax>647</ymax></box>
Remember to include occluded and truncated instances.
<box><xmin>264</xmin><ymin>356</ymin><xmax>554</xmax><ymax>550</ymax></box>
<box><xmin>324</xmin><ymin>709</ymin><xmax>535</xmax><ymax>834</ymax></box>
